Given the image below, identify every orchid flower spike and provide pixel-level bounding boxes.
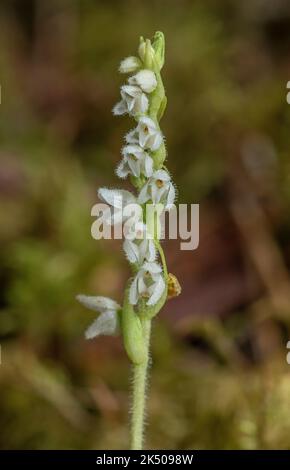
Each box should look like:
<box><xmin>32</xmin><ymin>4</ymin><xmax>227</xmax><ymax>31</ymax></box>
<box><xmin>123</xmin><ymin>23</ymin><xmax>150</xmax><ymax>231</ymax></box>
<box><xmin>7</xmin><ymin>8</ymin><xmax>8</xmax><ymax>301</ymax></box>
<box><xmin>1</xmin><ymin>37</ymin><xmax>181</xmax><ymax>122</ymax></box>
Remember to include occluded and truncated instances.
<box><xmin>77</xmin><ymin>32</ymin><xmax>181</xmax><ymax>450</ymax></box>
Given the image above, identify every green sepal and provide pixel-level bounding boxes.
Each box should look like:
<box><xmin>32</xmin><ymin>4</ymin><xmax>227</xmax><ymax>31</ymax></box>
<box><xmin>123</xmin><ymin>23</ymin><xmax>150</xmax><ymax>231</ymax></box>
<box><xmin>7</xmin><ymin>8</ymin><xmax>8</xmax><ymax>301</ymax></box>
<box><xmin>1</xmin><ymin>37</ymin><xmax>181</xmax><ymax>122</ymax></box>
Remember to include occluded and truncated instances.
<box><xmin>152</xmin><ymin>31</ymin><xmax>165</xmax><ymax>71</ymax></box>
<box><xmin>130</xmin><ymin>174</ymin><xmax>146</xmax><ymax>190</ymax></box>
<box><xmin>157</xmin><ymin>95</ymin><xmax>167</xmax><ymax>121</ymax></box>
<box><xmin>152</xmin><ymin>141</ymin><xmax>166</xmax><ymax>168</ymax></box>
<box><xmin>144</xmin><ymin>39</ymin><xmax>152</xmax><ymax>69</ymax></box>
<box><xmin>148</xmin><ymin>69</ymin><xmax>165</xmax><ymax>120</ymax></box>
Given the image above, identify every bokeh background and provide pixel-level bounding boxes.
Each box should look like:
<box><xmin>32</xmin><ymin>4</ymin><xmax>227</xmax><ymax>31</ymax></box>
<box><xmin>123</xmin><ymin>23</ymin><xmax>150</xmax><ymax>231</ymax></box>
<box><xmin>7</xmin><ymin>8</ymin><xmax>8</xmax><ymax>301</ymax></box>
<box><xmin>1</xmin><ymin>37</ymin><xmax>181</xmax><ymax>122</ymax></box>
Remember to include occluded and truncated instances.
<box><xmin>1</xmin><ymin>0</ymin><xmax>290</xmax><ymax>449</ymax></box>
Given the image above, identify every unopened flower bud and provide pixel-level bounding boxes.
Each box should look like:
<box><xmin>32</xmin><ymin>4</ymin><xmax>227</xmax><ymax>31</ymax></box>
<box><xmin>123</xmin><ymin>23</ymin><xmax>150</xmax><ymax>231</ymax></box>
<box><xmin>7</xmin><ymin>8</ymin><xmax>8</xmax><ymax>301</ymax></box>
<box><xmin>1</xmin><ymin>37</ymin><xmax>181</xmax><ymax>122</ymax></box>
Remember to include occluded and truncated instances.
<box><xmin>138</xmin><ymin>37</ymin><xmax>155</xmax><ymax>68</ymax></box>
<box><xmin>152</xmin><ymin>31</ymin><xmax>165</xmax><ymax>70</ymax></box>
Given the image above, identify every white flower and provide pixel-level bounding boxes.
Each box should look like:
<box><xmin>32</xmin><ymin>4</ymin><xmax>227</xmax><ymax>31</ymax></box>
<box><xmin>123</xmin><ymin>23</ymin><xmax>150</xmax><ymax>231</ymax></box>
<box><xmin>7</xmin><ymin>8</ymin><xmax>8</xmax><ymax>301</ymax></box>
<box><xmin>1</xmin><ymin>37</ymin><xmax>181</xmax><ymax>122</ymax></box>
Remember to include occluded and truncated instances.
<box><xmin>123</xmin><ymin>222</ymin><xmax>156</xmax><ymax>264</ymax></box>
<box><xmin>138</xmin><ymin>169</ymin><xmax>175</xmax><ymax>209</ymax></box>
<box><xmin>76</xmin><ymin>295</ymin><xmax>121</xmax><ymax>339</ymax></box>
<box><xmin>76</xmin><ymin>295</ymin><xmax>119</xmax><ymax>313</ymax></box>
<box><xmin>116</xmin><ymin>144</ymin><xmax>153</xmax><ymax>179</ymax></box>
<box><xmin>128</xmin><ymin>70</ymin><xmax>157</xmax><ymax>93</ymax></box>
<box><xmin>129</xmin><ymin>262</ymin><xmax>165</xmax><ymax>306</ymax></box>
<box><xmin>98</xmin><ymin>188</ymin><xmax>141</xmax><ymax>225</ymax></box>
<box><xmin>113</xmin><ymin>85</ymin><xmax>148</xmax><ymax>116</ymax></box>
<box><xmin>119</xmin><ymin>56</ymin><xmax>141</xmax><ymax>74</ymax></box>
<box><xmin>124</xmin><ymin>238</ymin><xmax>156</xmax><ymax>265</ymax></box>
<box><xmin>126</xmin><ymin>116</ymin><xmax>163</xmax><ymax>151</ymax></box>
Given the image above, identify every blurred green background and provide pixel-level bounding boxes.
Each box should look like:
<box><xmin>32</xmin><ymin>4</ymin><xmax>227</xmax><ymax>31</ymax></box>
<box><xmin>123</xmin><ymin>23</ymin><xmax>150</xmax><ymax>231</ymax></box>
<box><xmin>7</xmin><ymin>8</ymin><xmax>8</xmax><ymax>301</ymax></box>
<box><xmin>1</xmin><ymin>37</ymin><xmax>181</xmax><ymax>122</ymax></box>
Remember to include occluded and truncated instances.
<box><xmin>1</xmin><ymin>0</ymin><xmax>290</xmax><ymax>449</ymax></box>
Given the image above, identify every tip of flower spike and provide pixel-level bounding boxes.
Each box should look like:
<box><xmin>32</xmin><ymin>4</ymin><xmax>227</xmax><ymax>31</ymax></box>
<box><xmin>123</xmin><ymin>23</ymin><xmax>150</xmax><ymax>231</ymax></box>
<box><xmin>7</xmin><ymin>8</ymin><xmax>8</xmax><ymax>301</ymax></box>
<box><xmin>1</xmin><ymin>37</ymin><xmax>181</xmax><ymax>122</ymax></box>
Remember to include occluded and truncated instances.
<box><xmin>153</xmin><ymin>31</ymin><xmax>165</xmax><ymax>43</ymax></box>
<box><xmin>138</xmin><ymin>37</ymin><xmax>155</xmax><ymax>67</ymax></box>
<box><xmin>152</xmin><ymin>31</ymin><xmax>165</xmax><ymax>70</ymax></box>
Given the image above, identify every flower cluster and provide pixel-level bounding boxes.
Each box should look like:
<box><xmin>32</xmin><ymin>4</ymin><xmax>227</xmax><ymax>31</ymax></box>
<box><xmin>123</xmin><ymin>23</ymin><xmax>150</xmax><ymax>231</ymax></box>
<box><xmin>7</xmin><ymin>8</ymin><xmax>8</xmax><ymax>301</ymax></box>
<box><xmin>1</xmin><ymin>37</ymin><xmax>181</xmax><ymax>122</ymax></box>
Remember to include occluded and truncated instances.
<box><xmin>77</xmin><ymin>32</ymin><xmax>178</xmax><ymax>340</ymax></box>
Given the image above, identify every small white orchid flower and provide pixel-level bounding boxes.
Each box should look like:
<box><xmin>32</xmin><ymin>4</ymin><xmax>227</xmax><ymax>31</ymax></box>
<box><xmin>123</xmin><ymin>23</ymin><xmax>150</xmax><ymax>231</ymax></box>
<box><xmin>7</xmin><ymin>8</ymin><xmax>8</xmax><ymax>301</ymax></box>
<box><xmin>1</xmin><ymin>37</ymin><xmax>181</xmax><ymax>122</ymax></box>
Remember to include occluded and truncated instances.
<box><xmin>129</xmin><ymin>261</ymin><xmax>165</xmax><ymax>306</ymax></box>
<box><xmin>113</xmin><ymin>85</ymin><xmax>148</xmax><ymax>116</ymax></box>
<box><xmin>128</xmin><ymin>70</ymin><xmax>157</xmax><ymax>93</ymax></box>
<box><xmin>98</xmin><ymin>188</ymin><xmax>141</xmax><ymax>225</ymax></box>
<box><xmin>138</xmin><ymin>169</ymin><xmax>176</xmax><ymax>209</ymax></box>
<box><xmin>76</xmin><ymin>295</ymin><xmax>121</xmax><ymax>339</ymax></box>
<box><xmin>123</xmin><ymin>238</ymin><xmax>156</xmax><ymax>265</ymax></box>
<box><xmin>119</xmin><ymin>56</ymin><xmax>141</xmax><ymax>74</ymax></box>
<box><xmin>116</xmin><ymin>144</ymin><xmax>153</xmax><ymax>179</ymax></box>
<box><xmin>123</xmin><ymin>222</ymin><xmax>156</xmax><ymax>265</ymax></box>
<box><xmin>126</xmin><ymin>116</ymin><xmax>163</xmax><ymax>151</ymax></box>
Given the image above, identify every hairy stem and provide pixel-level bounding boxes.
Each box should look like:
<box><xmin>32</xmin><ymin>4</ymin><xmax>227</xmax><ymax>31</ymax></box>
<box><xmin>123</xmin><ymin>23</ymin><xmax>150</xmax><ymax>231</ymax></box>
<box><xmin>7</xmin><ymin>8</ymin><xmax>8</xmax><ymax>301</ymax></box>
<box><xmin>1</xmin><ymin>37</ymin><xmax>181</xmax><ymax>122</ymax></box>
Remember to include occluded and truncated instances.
<box><xmin>130</xmin><ymin>317</ymin><xmax>151</xmax><ymax>450</ymax></box>
<box><xmin>155</xmin><ymin>239</ymin><xmax>168</xmax><ymax>279</ymax></box>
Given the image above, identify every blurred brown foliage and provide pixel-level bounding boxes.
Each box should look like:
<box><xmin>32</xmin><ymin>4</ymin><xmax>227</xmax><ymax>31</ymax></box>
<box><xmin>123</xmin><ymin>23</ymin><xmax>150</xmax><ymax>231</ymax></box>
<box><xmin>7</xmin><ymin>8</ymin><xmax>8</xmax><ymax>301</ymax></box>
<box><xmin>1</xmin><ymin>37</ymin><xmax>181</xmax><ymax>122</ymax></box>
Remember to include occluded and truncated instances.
<box><xmin>1</xmin><ymin>0</ymin><xmax>290</xmax><ymax>449</ymax></box>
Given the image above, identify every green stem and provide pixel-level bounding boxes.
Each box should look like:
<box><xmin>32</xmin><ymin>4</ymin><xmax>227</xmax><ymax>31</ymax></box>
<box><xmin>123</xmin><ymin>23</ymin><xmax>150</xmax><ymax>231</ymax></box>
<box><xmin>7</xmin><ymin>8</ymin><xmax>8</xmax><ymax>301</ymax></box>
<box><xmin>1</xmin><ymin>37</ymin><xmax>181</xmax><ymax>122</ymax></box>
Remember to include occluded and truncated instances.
<box><xmin>155</xmin><ymin>239</ymin><xmax>168</xmax><ymax>279</ymax></box>
<box><xmin>130</xmin><ymin>317</ymin><xmax>151</xmax><ymax>450</ymax></box>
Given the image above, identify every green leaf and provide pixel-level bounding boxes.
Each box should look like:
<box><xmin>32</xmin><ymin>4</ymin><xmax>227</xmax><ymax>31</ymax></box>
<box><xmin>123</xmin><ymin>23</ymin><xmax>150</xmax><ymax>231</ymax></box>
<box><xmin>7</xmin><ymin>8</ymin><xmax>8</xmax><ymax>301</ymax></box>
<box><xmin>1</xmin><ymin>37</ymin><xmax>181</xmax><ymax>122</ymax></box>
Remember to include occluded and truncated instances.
<box><xmin>121</xmin><ymin>285</ymin><xmax>146</xmax><ymax>365</ymax></box>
